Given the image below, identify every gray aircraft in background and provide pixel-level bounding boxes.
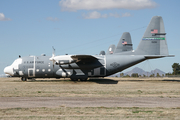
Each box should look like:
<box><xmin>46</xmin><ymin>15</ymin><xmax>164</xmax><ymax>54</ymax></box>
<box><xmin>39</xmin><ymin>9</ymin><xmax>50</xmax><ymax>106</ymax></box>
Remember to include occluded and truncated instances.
<box><xmin>4</xmin><ymin>16</ymin><xmax>174</xmax><ymax>81</ymax></box>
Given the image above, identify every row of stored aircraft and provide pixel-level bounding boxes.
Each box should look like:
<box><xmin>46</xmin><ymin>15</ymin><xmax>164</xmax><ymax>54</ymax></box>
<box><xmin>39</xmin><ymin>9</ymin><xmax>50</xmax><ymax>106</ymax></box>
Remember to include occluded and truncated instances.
<box><xmin>4</xmin><ymin>16</ymin><xmax>174</xmax><ymax>81</ymax></box>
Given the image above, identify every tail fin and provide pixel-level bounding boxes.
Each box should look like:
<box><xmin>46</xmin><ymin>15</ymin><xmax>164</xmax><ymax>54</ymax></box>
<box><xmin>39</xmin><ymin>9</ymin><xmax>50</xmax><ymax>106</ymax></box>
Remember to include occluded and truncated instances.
<box><xmin>135</xmin><ymin>16</ymin><xmax>169</xmax><ymax>55</ymax></box>
<box><xmin>107</xmin><ymin>44</ymin><xmax>116</xmax><ymax>55</ymax></box>
<box><xmin>114</xmin><ymin>32</ymin><xmax>133</xmax><ymax>53</ymax></box>
<box><xmin>99</xmin><ymin>51</ymin><xmax>105</xmax><ymax>55</ymax></box>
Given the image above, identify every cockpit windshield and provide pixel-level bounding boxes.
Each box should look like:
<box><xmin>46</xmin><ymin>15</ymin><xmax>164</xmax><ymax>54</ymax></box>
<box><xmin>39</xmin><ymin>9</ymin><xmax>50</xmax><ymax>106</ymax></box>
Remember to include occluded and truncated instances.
<box><xmin>11</xmin><ymin>58</ymin><xmax>22</xmax><ymax>69</ymax></box>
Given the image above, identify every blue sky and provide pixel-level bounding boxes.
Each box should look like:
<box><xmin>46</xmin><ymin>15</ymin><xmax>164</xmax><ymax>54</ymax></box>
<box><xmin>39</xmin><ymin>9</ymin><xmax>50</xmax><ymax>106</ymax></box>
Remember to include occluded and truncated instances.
<box><xmin>0</xmin><ymin>0</ymin><xmax>180</xmax><ymax>75</ymax></box>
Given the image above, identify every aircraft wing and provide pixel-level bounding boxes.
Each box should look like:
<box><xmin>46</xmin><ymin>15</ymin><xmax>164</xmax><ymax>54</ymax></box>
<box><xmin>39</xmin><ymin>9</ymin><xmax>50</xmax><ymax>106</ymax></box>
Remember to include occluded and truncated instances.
<box><xmin>71</xmin><ymin>55</ymin><xmax>98</xmax><ymax>62</ymax></box>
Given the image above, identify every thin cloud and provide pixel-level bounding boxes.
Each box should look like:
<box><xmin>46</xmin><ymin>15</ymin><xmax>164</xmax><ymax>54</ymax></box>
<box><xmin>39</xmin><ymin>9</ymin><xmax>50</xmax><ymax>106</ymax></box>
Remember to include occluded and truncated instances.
<box><xmin>109</xmin><ymin>13</ymin><xmax>121</xmax><ymax>18</ymax></box>
<box><xmin>59</xmin><ymin>0</ymin><xmax>157</xmax><ymax>11</ymax></box>
<box><xmin>122</xmin><ymin>13</ymin><xmax>132</xmax><ymax>17</ymax></box>
<box><xmin>0</xmin><ymin>13</ymin><xmax>11</xmax><ymax>21</ymax></box>
<box><xmin>82</xmin><ymin>11</ymin><xmax>108</xmax><ymax>19</ymax></box>
<box><xmin>46</xmin><ymin>17</ymin><xmax>60</xmax><ymax>22</ymax></box>
<box><xmin>82</xmin><ymin>11</ymin><xmax>131</xmax><ymax>19</ymax></box>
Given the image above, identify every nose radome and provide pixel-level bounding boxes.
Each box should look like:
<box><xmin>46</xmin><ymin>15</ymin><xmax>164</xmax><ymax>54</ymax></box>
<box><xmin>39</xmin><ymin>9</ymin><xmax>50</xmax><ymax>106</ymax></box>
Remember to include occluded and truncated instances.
<box><xmin>4</xmin><ymin>66</ymin><xmax>14</xmax><ymax>76</ymax></box>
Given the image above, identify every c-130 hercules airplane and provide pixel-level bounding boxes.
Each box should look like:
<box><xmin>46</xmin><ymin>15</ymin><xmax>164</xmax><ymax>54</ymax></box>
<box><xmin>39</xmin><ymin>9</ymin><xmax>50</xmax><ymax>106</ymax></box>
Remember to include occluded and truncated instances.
<box><xmin>4</xmin><ymin>16</ymin><xmax>174</xmax><ymax>81</ymax></box>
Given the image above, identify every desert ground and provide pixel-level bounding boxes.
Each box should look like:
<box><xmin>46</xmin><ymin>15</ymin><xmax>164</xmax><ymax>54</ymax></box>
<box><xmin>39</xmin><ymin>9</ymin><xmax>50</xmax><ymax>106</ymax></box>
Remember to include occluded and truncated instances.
<box><xmin>0</xmin><ymin>77</ymin><xmax>180</xmax><ymax>120</ymax></box>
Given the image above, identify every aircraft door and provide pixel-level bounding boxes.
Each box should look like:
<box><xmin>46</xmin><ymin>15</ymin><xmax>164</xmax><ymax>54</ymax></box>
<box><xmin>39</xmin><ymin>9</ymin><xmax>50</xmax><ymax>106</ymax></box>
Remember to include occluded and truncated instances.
<box><xmin>92</xmin><ymin>67</ymin><xmax>106</xmax><ymax>76</ymax></box>
<box><xmin>100</xmin><ymin>67</ymin><xmax>105</xmax><ymax>75</ymax></box>
<box><xmin>28</xmin><ymin>68</ymin><xmax>35</xmax><ymax>77</ymax></box>
<box><xmin>28</xmin><ymin>56</ymin><xmax>35</xmax><ymax>78</ymax></box>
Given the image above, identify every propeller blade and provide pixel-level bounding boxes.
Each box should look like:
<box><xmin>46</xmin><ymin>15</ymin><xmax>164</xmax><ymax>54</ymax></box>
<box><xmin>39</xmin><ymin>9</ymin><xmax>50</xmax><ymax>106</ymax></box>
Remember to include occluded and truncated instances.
<box><xmin>50</xmin><ymin>47</ymin><xmax>56</xmax><ymax>73</ymax></box>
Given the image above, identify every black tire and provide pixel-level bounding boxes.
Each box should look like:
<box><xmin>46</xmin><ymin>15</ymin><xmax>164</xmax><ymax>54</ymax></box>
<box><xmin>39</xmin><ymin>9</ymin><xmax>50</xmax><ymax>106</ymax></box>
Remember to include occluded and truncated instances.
<box><xmin>80</xmin><ymin>78</ymin><xmax>88</xmax><ymax>81</ymax></box>
<box><xmin>71</xmin><ymin>78</ymin><xmax>78</xmax><ymax>81</ymax></box>
<box><xmin>21</xmin><ymin>77</ymin><xmax>27</xmax><ymax>81</ymax></box>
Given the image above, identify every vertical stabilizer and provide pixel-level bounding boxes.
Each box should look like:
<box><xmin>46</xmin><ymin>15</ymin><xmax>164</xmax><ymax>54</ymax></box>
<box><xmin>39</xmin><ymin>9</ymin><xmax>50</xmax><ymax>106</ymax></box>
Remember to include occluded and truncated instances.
<box><xmin>136</xmin><ymin>16</ymin><xmax>169</xmax><ymax>55</ymax></box>
<box><xmin>114</xmin><ymin>32</ymin><xmax>133</xmax><ymax>53</ymax></box>
<box><xmin>107</xmin><ymin>44</ymin><xmax>116</xmax><ymax>55</ymax></box>
<box><xmin>99</xmin><ymin>51</ymin><xmax>105</xmax><ymax>55</ymax></box>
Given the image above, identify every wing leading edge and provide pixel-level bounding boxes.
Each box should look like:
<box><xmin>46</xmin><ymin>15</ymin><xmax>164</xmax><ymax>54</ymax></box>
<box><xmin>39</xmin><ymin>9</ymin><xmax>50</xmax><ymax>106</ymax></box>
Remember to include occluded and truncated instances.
<box><xmin>71</xmin><ymin>55</ymin><xmax>99</xmax><ymax>62</ymax></box>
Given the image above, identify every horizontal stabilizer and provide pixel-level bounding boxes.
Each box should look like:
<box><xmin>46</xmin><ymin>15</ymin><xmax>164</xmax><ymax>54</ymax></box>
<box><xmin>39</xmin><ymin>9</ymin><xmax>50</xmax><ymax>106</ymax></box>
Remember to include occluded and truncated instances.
<box><xmin>144</xmin><ymin>55</ymin><xmax>175</xmax><ymax>59</ymax></box>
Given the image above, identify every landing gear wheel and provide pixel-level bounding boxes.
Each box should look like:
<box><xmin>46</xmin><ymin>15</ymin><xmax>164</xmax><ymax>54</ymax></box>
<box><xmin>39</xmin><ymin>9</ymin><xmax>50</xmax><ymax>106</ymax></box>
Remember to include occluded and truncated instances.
<box><xmin>80</xmin><ymin>78</ymin><xmax>88</xmax><ymax>81</ymax></box>
<box><xmin>21</xmin><ymin>77</ymin><xmax>27</xmax><ymax>81</ymax></box>
<box><xmin>29</xmin><ymin>78</ymin><xmax>36</xmax><ymax>81</ymax></box>
<box><xmin>71</xmin><ymin>78</ymin><xmax>78</xmax><ymax>81</ymax></box>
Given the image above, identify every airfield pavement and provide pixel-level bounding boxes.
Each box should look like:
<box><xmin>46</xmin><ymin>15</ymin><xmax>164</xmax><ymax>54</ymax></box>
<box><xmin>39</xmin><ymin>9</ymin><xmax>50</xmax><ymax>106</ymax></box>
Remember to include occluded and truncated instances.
<box><xmin>0</xmin><ymin>77</ymin><xmax>180</xmax><ymax>119</ymax></box>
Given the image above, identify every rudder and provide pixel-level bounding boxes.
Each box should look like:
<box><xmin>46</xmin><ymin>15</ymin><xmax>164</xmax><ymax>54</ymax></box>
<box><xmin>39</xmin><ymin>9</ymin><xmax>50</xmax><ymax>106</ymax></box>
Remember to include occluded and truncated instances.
<box><xmin>107</xmin><ymin>44</ymin><xmax>116</xmax><ymax>55</ymax></box>
<box><xmin>136</xmin><ymin>16</ymin><xmax>169</xmax><ymax>55</ymax></box>
<box><xmin>114</xmin><ymin>32</ymin><xmax>133</xmax><ymax>53</ymax></box>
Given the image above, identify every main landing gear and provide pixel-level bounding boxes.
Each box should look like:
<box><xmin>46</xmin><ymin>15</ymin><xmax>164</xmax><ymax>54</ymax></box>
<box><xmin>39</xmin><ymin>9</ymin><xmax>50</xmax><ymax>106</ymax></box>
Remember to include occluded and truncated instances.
<box><xmin>21</xmin><ymin>77</ymin><xmax>36</xmax><ymax>81</ymax></box>
<box><xmin>70</xmin><ymin>78</ymin><xmax>88</xmax><ymax>81</ymax></box>
<box><xmin>21</xmin><ymin>77</ymin><xmax>27</xmax><ymax>81</ymax></box>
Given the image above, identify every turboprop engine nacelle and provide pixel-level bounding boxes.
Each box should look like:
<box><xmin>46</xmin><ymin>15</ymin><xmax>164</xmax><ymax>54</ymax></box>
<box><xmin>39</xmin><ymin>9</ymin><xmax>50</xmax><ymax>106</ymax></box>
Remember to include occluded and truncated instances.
<box><xmin>50</xmin><ymin>55</ymin><xmax>76</xmax><ymax>65</ymax></box>
<box><xmin>56</xmin><ymin>69</ymin><xmax>73</xmax><ymax>77</ymax></box>
<box><xmin>56</xmin><ymin>60</ymin><xmax>76</xmax><ymax>65</ymax></box>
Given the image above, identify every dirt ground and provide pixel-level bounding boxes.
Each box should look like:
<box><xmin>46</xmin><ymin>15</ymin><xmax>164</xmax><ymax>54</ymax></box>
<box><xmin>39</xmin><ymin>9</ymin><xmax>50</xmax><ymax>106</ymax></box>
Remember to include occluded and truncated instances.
<box><xmin>0</xmin><ymin>77</ymin><xmax>180</xmax><ymax>119</ymax></box>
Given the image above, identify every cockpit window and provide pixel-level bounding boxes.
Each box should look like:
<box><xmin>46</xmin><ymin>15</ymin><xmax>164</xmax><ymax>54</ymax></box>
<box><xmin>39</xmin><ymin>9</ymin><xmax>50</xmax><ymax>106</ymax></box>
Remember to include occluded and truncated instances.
<box><xmin>11</xmin><ymin>58</ymin><xmax>22</xmax><ymax>69</ymax></box>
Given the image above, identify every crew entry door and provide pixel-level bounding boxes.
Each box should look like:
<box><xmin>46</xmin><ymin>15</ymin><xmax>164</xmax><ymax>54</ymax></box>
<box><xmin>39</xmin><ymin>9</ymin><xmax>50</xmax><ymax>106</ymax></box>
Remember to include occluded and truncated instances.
<box><xmin>28</xmin><ymin>56</ymin><xmax>35</xmax><ymax>77</ymax></box>
<box><xmin>28</xmin><ymin>69</ymin><xmax>35</xmax><ymax>77</ymax></box>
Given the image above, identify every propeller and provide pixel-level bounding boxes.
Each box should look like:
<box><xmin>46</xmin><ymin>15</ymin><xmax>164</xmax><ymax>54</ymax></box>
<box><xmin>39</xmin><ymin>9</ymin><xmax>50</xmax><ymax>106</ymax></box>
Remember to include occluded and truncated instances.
<box><xmin>49</xmin><ymin>46</ymin><xmax>56</xmax><ymax>70</ymax></box>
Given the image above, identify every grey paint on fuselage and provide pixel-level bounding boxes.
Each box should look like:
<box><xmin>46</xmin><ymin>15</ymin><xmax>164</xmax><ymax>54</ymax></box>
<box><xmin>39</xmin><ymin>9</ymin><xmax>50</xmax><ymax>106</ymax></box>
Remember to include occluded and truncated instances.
<box><xmin>9</xmin><ymin>54</ymin><xmax>146</xmax><ymax>79</ymax></box>
<box><xmin>18</xmin><ymin>56</ymin><xmax>59</xmax><ymax>78</ymax></box>
<box><xmin>13</xmin><ymin>55</ymin><xmax>106</xmax><ymax>78</ymax></box>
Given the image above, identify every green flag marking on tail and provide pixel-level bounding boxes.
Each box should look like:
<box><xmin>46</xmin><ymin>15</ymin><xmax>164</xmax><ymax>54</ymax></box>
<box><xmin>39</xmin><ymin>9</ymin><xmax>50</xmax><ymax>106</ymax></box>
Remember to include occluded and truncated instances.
<box><xmin>142</xmin><ymin>38</ymin><xmax>165</xmax><ymax>40</ymax></box>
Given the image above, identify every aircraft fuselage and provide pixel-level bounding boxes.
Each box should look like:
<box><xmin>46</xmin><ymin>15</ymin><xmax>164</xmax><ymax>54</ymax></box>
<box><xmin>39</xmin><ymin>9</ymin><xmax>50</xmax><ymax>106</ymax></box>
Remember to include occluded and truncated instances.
<box><xmin>4</xmin><ymin>54</ymin><xmax>146</xmax><ymax>80</ymax></box>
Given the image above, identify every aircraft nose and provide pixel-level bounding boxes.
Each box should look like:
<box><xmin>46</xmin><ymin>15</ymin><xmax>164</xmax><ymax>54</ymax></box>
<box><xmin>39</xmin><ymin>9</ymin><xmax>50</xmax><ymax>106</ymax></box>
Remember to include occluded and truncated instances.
<box><xmin>4</xmin><ymin>66</ymin><xmax>14</xmax><ymax>76</ymax></box>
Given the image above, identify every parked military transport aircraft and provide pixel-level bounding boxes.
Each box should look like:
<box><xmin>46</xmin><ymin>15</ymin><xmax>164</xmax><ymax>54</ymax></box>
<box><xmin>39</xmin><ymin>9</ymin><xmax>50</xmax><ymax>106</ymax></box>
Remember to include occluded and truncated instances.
<box><xmin>4</xmin><ymin>16</ymin><xmax>174</xmax><ymax>81</ymax></box>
